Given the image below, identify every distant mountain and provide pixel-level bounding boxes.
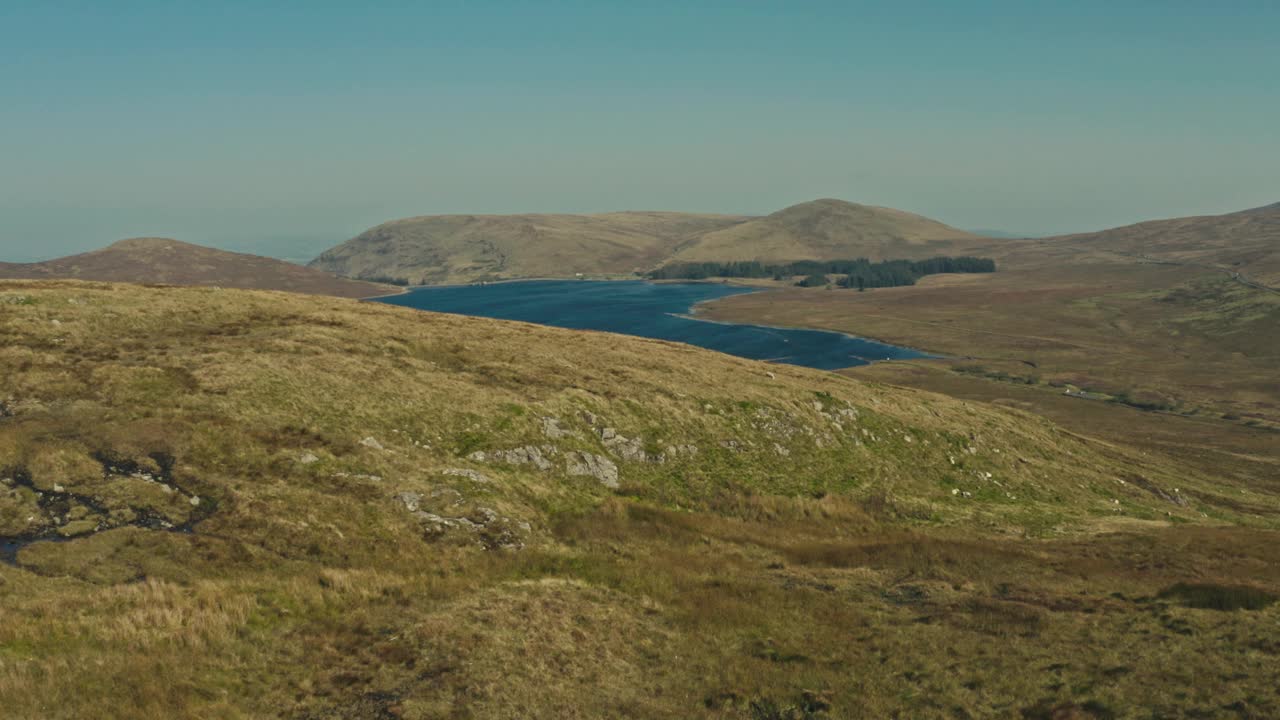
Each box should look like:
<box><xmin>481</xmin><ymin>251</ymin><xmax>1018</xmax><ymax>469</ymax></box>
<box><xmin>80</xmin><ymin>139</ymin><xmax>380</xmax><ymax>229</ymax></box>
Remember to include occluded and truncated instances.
<box><xmin>1049</xmin><ymin>201</ymin><xmax>1280</xmax><ymax>286</ymax></box>
<box><xmin>310</xmin><ymin>199</ymin><xmax>996</xmax><ymax>285</ymax></box>
<box><xmin>0</xmin><ymin>237</ymin><xmax>393</xmax><ymax>298</ymax></box>
<box><xmin>308</xmin><ymin>211</ymin><xmax>747</xmax><ymax>285</ymax></box>
<box><xmin>666</xmin><ymin>199</ymin><xmax>987</xmax><ymax>264</ymax></box>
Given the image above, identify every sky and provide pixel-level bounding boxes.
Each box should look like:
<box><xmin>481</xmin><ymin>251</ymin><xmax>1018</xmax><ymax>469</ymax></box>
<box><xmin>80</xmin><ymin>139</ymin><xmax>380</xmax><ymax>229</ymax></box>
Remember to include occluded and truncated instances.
<box><xmin>2</xmin><ymin>0</ymin><xmax>1278</xmax><ymax>261</ymax></box>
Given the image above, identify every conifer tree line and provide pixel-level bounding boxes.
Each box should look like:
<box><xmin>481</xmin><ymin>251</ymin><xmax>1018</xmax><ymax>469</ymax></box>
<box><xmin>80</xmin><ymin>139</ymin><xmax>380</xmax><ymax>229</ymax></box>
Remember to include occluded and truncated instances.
<box><xmin>647</xmin><ymin>256</ymin><xmax>995</xmax><ymax>288</ymax></box>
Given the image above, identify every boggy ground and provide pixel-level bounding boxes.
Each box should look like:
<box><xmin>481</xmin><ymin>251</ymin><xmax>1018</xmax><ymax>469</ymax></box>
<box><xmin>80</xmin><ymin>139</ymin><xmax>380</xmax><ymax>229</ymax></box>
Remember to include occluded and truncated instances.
<box><xmin>1</xmin><ymin>281</ymin><xmax>1278</xmax><ymax>719</ymax></box>
<box><xmin>702</xmin><ymin>255</ymin><xmax>1280</xmax><ymax>429</ymax></box>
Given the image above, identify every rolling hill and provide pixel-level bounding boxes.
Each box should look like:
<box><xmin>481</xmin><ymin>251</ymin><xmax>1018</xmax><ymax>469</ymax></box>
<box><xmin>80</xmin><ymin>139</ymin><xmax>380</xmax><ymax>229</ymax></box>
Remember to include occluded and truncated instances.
<box><xmin>1048</xmin><ymin>201</ymin><xmax>1280</xmax><ymax>287</ymax></box>
<box><xmin>308</xmin><ymin>211</ymin><xmax>748</xmax><ymax>285</ymax></box>
<box><xmin>2</xmin><ymin>279</ymin><xmax>1277</xmax><ymax>718</ymax></box>
<box><xmin>666</xmin><ymin>198</ymin><xmax>992</xmax><ymax>264</ymax></box>
<box><xmin>0</xmin><ymin>237</ymin><xmax>393</xmax><ymax>298</ymax></box>
<box><xmin>308</xmin><ymin>200</ymin><xmax>998</xmax><ymax>285</ymax></box>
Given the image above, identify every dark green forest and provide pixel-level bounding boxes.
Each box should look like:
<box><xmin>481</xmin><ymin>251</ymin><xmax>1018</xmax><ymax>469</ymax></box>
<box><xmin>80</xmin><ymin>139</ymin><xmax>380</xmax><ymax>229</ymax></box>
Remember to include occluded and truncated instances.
<box><xmin>647</xmin><ymin>256</ymin><xmax>996</xmax><ymax>289</ymax></box>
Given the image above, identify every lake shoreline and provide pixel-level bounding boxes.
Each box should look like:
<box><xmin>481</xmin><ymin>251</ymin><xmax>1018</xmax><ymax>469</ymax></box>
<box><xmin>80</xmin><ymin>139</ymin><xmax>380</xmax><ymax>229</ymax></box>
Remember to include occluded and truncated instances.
<box><xmin>374</xmin><ymin>280</ymin><xmax>934</xmax><ymax>370</ymax></box>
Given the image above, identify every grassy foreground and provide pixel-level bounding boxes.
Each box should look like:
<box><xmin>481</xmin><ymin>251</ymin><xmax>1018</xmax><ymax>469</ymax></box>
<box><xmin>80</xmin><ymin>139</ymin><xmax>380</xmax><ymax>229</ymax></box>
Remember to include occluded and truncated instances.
<box><xmin>1</xmin><ymin>280</ymin><xmax>1278</xmax><ymax>719</ymax></box>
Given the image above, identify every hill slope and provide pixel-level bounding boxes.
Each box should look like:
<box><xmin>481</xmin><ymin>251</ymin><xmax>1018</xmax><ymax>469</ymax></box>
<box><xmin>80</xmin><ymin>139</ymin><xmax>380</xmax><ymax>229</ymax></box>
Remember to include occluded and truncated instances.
<box><xmin>0</xmin><ymin>238</ymin><xmax>393</xmax><ymax>298</ymax></box>
<box><xmin>1049</xmin><ymin>201</ymin><xmax>1280</xmax><ymax>287</ymax></box>
<box><xmin>2</xmin><ymin>280</ymin><xmax>1277</xmax><ymax>718</ymax></box>
<box><xmin>308</xmin><ymin>200</ymin><xmax>998</xmax><ymax>285</ymax></box>
<box><xmin>309</xmin><ymin>211</ymin><xmax>748</xmax><ymax>285</ymax></box>
<box><xmin>667</xmin><ymin>199</ymin><xmax>990</xmax><ymax>264</ymax></box>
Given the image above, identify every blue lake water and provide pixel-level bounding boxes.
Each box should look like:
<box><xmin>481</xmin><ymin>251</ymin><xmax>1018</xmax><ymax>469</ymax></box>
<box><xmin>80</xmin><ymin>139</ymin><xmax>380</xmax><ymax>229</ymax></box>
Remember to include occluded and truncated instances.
<box><xmin>374</xmin><ymin>280</ymin><xmax>931</xmax><ymax>370</ymax></box>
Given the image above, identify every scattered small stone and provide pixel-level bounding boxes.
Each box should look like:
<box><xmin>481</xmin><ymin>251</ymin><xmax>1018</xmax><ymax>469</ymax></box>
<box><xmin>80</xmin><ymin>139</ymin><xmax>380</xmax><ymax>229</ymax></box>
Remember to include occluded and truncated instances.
<box><xmin>299</xmin><ymin>452</ymin><xmax>320</xmax><ymax>465</ymax></box>
<box><xmin>188</xmin><ymin>495</ymin><xmax>201</xmax><ymax>507</ymax></box>
<box><xmin>360</xmin><ymin>436</ymin><xmax>385</xmax><ymax>451</ymax></box>
<box><xmin>664</xmin><ymin>444</ymin><xmax>699</xmax><ymax>458</ymax></box>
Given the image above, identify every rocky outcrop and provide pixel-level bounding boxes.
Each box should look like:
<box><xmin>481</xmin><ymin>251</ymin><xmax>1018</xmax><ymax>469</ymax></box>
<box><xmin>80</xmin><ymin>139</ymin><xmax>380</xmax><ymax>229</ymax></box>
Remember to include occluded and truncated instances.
<box><xmin>566</xmin><ymin>452</ymin><xmax>619</xmax><ymax>489</ymax></box>
<box><xmin>441</xmin><ymin>468</ymin><xmax>493</xmax><ymax>484</ymax></box>
<box><xmin>600</xmin><ymin>427</ymin><xmax>664</xmax><ymax>464</ymax></box>
<box><xmin>468</xmin><ymin>445</ymin><xmax>556</xmax><ymax>471</ymax></box>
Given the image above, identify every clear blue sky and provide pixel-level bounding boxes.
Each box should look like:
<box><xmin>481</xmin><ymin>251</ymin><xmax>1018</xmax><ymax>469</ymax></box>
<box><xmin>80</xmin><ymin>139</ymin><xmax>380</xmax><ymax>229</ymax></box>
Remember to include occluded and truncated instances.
<box><xmin>2</xmin><ymin>0</ymin><xmax>1277</xmax><ymax>260</ymax></box>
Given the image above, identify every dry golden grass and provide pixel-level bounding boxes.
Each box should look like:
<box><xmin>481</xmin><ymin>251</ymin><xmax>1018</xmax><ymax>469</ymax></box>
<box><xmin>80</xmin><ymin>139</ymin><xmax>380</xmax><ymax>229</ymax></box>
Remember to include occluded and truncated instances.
<box><xmin>703</xmin><ymin>256</ymin><xmax>1280</xmax><ymax>429</ymax></box>
<box><xmin>0</xmin><ymin>238</ymin><xmax>391</xmax><ymax>298</ymax></box>
<box><xmin>668</xmin><ymin>199</ymin><xmax>991</xmax><ymax>265</ymax></box>
<box><xmin>309</xmin><ymin>211</ymin><xmax>748</xmax><ymax>285</ymax></box>
<box><xmin>0</xmin><ymin>280</ymin><xmax>1277</xmax><ymax>718</ymax></box>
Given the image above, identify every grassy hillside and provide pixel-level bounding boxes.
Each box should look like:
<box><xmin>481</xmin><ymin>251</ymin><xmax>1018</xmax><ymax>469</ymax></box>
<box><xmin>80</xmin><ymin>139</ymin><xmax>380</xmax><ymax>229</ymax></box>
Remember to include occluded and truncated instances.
<box><xmin>308</xmin><ymin>211</ymin><xmax>747</xmax><ymax>285</ymax></box>
<box><xmin>1050</xmin><ymin>201</ymin><xmax>1280</xmax><ymax>287</ymax></box>
<box><xmin>2</xmin><ymin>280</ymin><xmax>1277</xmax><ymax>718</ymax></box>
<box><xmin>667</xmin><ymin>199</ymin><xmax>994</xmax><ymax>264</ymax></box>
<box><xmin>307</xmin><ymin>199</ymin><xmax>1000</xmax><ymax>285</ymax></box>
<box><xmin>0</xmin><ymin>238</ymin><xmax>392</xmax><ymax>299</ymax></box>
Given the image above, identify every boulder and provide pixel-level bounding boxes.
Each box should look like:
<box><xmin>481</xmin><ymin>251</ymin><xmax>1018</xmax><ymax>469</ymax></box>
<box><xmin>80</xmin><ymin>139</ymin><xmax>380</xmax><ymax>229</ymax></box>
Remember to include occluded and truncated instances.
<box><xmin>566</xmin><ymin>452</ymin><xmax>619</xmax><ymax>489</ymax></box>
<box><xmin>395</xmin><ymin>491</ymin><xmax>423</xmax><ymax>512</ymax></box>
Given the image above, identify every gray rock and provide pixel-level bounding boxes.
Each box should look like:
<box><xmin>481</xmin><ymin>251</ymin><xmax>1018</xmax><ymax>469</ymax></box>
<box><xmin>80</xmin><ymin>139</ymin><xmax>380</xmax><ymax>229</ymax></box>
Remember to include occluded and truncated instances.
<box><xmin>665</xmin><ymin>444</ymin><xmax>699</xmax><ymax>458</ymax></box>
<box><xmin>471</xmin><ymin>445</ymin><xmax>556</xmax><ymax>470</ymax></box>
<box><xmin>299</xmin><ymin>452</ymin><xmax>320</xmax><ymax>465</ymax></box>
<box><xmin>359</xmin><ymin>436</ymin><xmax>385</xmax><ymax>451</ymax></box>
<box><xmin>600</xmin><ymin>429</ymin><xmax>663</xmax><ymax>464</ymax></box>
<box><xmin>396</xmin><ymin>491</ymin><xmax>423</xmax><ymax>512</ymax></box>
<box><xmin>442</xmin><ymin>468</ymin><xmax>492</xmax><ymax>484</ymax></box>
<box><xmin>566</xmin><ymin>452</ymin><xmax>619</xmax><ymax>489</ymax></box>
<box><xmin>490</xmin><ymin>445</ymin><xmax>556</xmax><ymax>470</ymax></box>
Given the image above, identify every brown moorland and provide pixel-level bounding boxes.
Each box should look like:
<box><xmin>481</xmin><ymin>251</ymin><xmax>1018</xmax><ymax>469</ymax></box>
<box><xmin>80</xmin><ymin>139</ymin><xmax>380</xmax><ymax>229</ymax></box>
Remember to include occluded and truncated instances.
<box><xmin>0</xmin><ymin>237</ymin><xmax>394</xmax><ymax>298</ymax></box>
<box><xmin>666</xmin><ymin>198</ymin><xmax>994</xmax><ymax>264</ymax></box>
<box><xmin>308</xmin><ymin>199</ymin><xmax>1000</xmax><ymax>285</ymax></box>
<box><xmin>701</xmin><ymin>203</ymin><xmax>1280</xmax><ymax>436</ymax></box>
<box><xmin>308</xmin><ymin>211</ymin><xmax>749</xmax><ymax>285</ymax></box>
<box><xmin>1</xmin><ymin>280</ymin><xmax>1278</xmax><ymax>719</ymax></box>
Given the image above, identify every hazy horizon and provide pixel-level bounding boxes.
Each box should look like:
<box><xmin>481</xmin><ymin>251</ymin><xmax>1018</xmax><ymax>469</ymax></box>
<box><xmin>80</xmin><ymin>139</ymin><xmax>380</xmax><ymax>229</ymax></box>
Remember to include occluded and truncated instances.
<box><xmin>3</xmin><ymin>1</ymin><xmax>1277</xmax><ymax>261</ymax></box>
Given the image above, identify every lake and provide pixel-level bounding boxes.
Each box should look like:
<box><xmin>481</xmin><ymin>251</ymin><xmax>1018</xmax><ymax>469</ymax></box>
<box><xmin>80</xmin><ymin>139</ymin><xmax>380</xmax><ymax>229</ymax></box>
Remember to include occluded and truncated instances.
<box><xmin>373</xmin><ymin>280</ymin><xmax>930</xmax><ymax>370</ymax></box>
